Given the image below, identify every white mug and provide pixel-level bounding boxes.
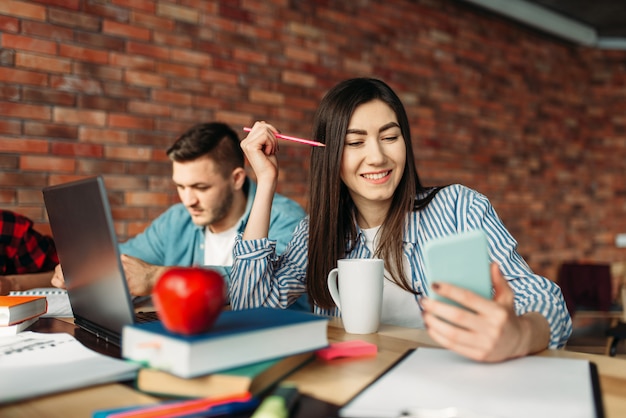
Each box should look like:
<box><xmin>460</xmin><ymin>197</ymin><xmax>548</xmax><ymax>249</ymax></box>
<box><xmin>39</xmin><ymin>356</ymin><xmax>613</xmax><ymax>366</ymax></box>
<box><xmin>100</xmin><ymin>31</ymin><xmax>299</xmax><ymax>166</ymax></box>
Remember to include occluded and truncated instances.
<box><xmin>327</xmin><ymin>258</ymin><xmax>384</xmax><ymax>334</ymax></box>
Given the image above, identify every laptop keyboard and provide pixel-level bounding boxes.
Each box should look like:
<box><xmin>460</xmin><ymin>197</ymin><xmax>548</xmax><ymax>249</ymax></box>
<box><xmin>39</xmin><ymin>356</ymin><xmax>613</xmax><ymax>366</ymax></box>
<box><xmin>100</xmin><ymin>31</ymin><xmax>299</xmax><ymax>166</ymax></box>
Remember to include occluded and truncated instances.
<box><xmin>135</xmin><ymin>310</ymin><xmax>159</xmax><ymax>323</ymax></box>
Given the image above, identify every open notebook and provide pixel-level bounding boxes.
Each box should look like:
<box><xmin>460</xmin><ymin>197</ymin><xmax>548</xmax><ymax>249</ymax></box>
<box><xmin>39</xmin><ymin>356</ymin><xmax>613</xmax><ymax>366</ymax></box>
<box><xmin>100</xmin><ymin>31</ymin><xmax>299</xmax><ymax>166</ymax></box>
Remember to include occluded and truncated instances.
<box><xmin>42</xmin><ymin>176</ymin><xmax>157</xmax><ymax>346</ymax></box>
<box><xmin>339</xmin><ymin>347</ymin><xmax>603</xmax><ymax>418</ymax></box>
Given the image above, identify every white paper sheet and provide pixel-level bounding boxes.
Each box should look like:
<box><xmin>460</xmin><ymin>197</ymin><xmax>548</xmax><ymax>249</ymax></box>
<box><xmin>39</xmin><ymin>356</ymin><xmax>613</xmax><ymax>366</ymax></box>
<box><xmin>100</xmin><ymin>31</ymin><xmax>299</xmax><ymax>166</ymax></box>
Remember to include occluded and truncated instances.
<box><xmin>339</xmin><ymin>347</ymin><xmax>598</xmax><ymax>418</ymax></box>
<box><xmin>0</xmin><ymin>332</ymin><xmax>139</xmax><ymax>404</ymax></box>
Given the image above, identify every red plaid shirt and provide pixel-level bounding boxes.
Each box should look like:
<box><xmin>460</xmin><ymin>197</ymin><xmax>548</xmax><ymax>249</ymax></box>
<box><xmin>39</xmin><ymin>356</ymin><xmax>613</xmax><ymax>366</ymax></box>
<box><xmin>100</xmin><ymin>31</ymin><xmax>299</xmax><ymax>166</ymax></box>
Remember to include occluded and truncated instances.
<box><xmin>0</xmin><ymin>210</ymin><xmax>59</xmax><ymax>275</ymax></box>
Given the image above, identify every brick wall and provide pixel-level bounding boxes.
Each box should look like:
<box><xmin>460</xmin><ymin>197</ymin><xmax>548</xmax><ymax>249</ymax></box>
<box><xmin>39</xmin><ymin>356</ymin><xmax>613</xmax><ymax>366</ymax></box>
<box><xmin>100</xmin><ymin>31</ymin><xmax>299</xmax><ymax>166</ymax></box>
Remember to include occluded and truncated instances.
<box><xmin>1</xmin><ymin>0</ymin><xmax>625</xmax><ymax>281</ymax></box>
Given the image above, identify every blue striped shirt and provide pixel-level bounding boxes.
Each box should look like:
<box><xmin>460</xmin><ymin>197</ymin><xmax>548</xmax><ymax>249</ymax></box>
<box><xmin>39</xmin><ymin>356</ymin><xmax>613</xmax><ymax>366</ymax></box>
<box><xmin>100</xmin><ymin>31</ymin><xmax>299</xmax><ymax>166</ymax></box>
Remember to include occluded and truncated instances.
<box><xmin>230</xmin><ymin>184</ymin><xmax>572</xmax><ymax>348</ymax></box>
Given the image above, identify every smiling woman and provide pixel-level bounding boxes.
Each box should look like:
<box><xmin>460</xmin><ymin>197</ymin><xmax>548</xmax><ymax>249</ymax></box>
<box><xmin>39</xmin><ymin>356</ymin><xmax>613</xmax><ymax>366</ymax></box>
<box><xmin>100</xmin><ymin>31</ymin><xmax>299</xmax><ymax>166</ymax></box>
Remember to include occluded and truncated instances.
<box><xmin>231</xmin><ymin>77</ymin><xmax>572</xmax><ymax>363</ymax></box>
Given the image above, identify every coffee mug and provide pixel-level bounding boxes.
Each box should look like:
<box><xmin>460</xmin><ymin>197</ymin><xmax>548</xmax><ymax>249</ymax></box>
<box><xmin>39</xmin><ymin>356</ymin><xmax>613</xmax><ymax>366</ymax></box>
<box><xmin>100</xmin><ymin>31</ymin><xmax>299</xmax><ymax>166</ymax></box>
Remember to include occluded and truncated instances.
<box><xmin>327</xmin><ymin>258</ymin><xmax>384</xmax><ymax>334</ymax></box>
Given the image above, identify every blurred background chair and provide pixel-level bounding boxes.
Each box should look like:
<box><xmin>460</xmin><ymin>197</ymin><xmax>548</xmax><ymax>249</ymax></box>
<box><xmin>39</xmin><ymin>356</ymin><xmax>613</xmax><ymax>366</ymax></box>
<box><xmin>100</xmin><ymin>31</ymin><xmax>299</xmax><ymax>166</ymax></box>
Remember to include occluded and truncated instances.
<box><xmin>605</xmin><ymin>262</ymin><xmax>626</xmax><ymax>357</ymax></box>
<box><xmin>557</xmin><ymin>261</ymin><xmax>624</xmax><ymax>356</ymax></box>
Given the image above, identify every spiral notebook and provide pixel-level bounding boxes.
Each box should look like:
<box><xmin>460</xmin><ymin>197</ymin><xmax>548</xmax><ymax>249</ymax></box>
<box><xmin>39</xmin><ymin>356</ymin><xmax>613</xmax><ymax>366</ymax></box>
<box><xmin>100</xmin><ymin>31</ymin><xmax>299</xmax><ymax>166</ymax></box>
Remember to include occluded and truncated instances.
<box><xmin>9</xmin><ymin>288</ymin><xmax>73</xmax><ymax>318</ymax></box>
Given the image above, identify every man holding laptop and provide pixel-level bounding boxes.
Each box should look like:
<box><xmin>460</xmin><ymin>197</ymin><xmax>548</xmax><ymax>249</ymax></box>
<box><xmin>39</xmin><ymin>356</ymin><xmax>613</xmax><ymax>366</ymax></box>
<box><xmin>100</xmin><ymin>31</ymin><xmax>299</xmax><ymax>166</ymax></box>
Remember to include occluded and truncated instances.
<box><xmin>51</xmin><ymin>122</ymin><xmax>306</xmax><ymax>304</ymax></box>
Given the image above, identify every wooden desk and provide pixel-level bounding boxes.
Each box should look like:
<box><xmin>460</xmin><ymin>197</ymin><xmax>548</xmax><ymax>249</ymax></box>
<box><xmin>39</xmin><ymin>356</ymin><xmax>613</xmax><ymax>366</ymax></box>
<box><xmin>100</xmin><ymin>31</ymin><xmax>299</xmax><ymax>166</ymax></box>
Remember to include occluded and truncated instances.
<box><xmin>2</xmin><ymin>318</ymin><xmax>626</xmax><ymax>417</ymax></box>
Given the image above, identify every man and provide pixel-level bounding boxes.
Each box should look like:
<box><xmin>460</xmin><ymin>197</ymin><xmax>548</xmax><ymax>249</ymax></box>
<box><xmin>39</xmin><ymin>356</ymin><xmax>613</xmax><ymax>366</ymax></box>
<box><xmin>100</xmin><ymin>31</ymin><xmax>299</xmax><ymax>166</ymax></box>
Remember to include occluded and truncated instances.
<box><xmin>1</xmin><ymin>209</ymin><xmax>59</xmax><ymax>295</ymax></box>
<box><xmin>52</xmin><ymin>122</ymin><xmax>306</xmax><ymax>305</ymax></box>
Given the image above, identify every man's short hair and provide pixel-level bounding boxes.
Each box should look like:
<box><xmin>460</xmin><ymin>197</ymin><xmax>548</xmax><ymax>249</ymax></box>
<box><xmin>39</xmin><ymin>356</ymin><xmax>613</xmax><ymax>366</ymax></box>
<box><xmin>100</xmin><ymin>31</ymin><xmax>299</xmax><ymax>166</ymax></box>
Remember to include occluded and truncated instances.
<box><xmin>166</xmin><ymin>122</ymin><xmax>244</xmax><ymax>178</ymax></box>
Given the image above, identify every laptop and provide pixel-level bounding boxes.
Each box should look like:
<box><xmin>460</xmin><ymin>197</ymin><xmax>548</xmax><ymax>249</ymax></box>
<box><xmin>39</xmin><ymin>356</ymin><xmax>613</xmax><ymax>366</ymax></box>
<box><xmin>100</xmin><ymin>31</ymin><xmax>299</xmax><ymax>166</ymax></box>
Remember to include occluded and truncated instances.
<box><xmin>43</xmin><ymin>176</ymin><xmax>157</xmax><ymax>346</ymax></box>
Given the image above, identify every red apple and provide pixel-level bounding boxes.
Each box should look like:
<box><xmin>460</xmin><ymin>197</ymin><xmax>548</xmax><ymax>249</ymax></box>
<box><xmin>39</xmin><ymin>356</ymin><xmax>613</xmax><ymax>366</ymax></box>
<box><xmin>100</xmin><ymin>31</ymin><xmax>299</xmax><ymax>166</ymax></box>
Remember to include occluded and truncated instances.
<box><xmin>152</xmin><ymin>267</ymin><xmax>226</xmax><ymax>335</ymax></box>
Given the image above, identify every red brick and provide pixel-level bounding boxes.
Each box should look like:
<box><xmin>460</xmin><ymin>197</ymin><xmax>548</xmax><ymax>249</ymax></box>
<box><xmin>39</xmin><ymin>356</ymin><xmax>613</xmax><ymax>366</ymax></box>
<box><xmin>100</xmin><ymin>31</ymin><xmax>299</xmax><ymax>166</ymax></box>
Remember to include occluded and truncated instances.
<box><xmin>124</xmin><ymin>70</ymin><xmax>167</xmax><ymax>88</ymax></box>
<box><xmin>128</xmin><ymin>100</ymin><xmax>171</xmax><ymax>117</ymax></box>
<box><xmin>0</xmin><ymin>172</ymin><xmax>48</xmax><ymax>187</ymax></box>
<box><xmin>156</xmin><ymin>3</ymin><xmax>199</xmax><ymax>23</ymax></box>
<box><xmin>0</xmin><ymin>67</ymin><xmax>48</xmax><ymax>86</ymax></box>
<box><xmin>105</xmin><ymin>145</ymin><xmax>153</xmax><ymax>161</ymax></box>
<box><xmin>53</xmin><ymin>108</ymin><xmax>106</xmax><ymax>126</ymax></box>
<box><xmin>108</xmin><ymin>113</ymin><xmax>154</xmax><ymax>130</ymax></box>
<box><xmin>1</xmin><ymin>34</ymin><xmax>56</xmax><ymax>54</ymax></box>
<box><xmin>103</xmin><ymin>175</ymin><xmax>148</xmax><ymax>191</ymax></box>
<box><xmin>112</xmin><ymin>0</ymin><xmax>155</xmax><ymax>12</ymax></box>
<box><xmin>249</xmin><ymin>89</ymin><xmax>285</xmax><ymax>105</ymax></box>
<box><xmin>126</xmin><ymin>41</ymin><xmax>170</xmax><ymax>60</ymax></box>
<box><xmin>75</xmin><ymin>159</ymin><xmax>126</xmax><ymax>175</ymax></box>
<box><xmin>131</xmin><ymin>11</ymin><xmax>175</xmax><ymax>31</ymax></box>
<box><xmin>0</xmin><ymin>137</ymin><xmax>49</xmax><ymax>153</ymax></box>
<box><xmin>154</xmin><ymin>119</ymin><xmax>192</xmax><ymax>135</ymax></box>
<box><xmin>152</xmin><ymin>31</ymin><xmax>192</xmax><ymax>48</ymax></box>
<box><xmin>59</xmin><ymin>44</ymin><xmax>108</xmax><ymax>64</ymax></box>
<box><xmin>48</xmin><ymin>8</ymin><xmax>100</xmax><ymax>31</ymax></box>
<box><xmin>0</xmin><ymin>154</ymin><xmax>18</xmax><ymax>170</ymax></box>
<box><xmin>21</xmin><ymin>20</ymin><xmax>74</xmax><ymax>41</ymax></box>
<box><xmin>0</xmin><ymin>1</ymin><xmax>46</xmax><ymax>20</ymax></box>
<box><xmin>0</xmin><ymin>101</ymin><xmax>50</xmax><ymax>120</ymax></box>
<box><xmin>110</xmin><ymin>52</ymin><xmax>155</xmax><ymax>71</ymax></box>
<box><xmin>24</xmin><ymin>122</ymin><xmax>78</xmax><ymax>139</ymax></box>
<box><xmin>78</xmin><ymin>95</ymin><xmax>128</xmax><ymax>112</ymax></box>
<box><xmin>130</xmin><ymin>130</ymin><xmax>175</xmax><ymax>148</ymax></box>
<box><xmin>152</xmin><ymin>90</ymin><xmax>192</xmax><ymax>106</ymax></box>
<box><xmin>79</xmin><ymin>127</ymin><xmax>129</xmax><ymax>144</ymax></box>
<box><xmin>103</xmin><ymin>82</ymin><xmax>150</xmax><ymax>100</ymax></box>
<box><xmin>126</xmin><ymin>161</ymin><xmax>171</xmax><ymax>176</ymax></box>
<box><xmin>75</xmin><ymin>32</ymin><xmax>126</xmax><ymax>51</ymax></box>
<box><xmin>156</xmin><ymin>62</ymin><xmax>199</xmax><ymax>78</ymax></box>
<box><xmin>73</xmin><ymin>62</ymin><xmax>123</xmax><ymax>81</ymax></box>
<box><xmin>17</xmin><ymin>189</ymin><xmax>46</xmax><ymax>205</ymax></box>
<box><xmin>15</xmin><ymin>52</ymin><xmax>72</xmax><ymax>73</ymax></box>
<box><xmin>47</xmin><ymin>174</ymin><xmax>91</xmax><ymax>187</ymax></box>
<box><xmin>0</xmin><ymin>190</ymin><xmax>17</xmax><ymax>204</ymax></box>
<box><xmin>0</xmin><ymin>15</ymin><xmax>19</xmax><ymax>32</ymax></box>
<box><xmin>103</xmin><ymin>20</ymin><xmax>151</xmax><ymax>41</ymax></box>
<box><xmin>199</xmin><ymin>69</ymin><xmax>238</xmax><ymax>85</ymax></box>
<box><xmin>22</xmin><ymin>86</ymin><xmax>76</xmax><ymax>106</ymax></box>
<box><xmin>83</xmin><ymin>1</ymin><xmax>130</xmax><ymax>21</ymax></box>
<box><xmin>0</xmin><ymin>49</ymin><xmax>15</xmax><ymax>66</ymax></box>
<box><xmin>232</xmin><ymin>48</ymin><xmax>268</xmax><ymax>65</ymax></box>
<box><xmin>0</xmin><ymin>85</ymin><xmax>20</xmax><ymax>101</ymax></box>
<box><xmin>51</xmin><ymin>141</ymin><xmax>104</xmax><ymax>157</ymax></box>
<box><xmin>50</xmin><ymin>75</ymin><xmax>103</xmax><ymax>94</ymax></box>
<box><xmin>0</xmin><ymin>120</ymin><xmax>21</xmax><ymax>135</ymax></box>
<box><xmin>169</xmin><ymin>49</ymin><xmax>211</xmax><ymax>66</ymax></box>
<box><xmin>20</xmin><ymin>155</ymin><xmax>75</xmax><ymax>172</ymax></box>
<box><xmin>125</xmin><ymin>191</ymin><xmax>170</xmax><ymax>206</ymax></box>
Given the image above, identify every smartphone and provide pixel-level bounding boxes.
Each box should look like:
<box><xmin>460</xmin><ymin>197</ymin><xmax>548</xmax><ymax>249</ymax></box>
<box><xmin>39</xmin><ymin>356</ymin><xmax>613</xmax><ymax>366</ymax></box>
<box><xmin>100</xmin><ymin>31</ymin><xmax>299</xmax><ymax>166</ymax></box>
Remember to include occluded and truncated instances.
<box><xmin>423</xmin><ymin>229</ymin><xmax>492</xmax><ymax>309</ymax></box>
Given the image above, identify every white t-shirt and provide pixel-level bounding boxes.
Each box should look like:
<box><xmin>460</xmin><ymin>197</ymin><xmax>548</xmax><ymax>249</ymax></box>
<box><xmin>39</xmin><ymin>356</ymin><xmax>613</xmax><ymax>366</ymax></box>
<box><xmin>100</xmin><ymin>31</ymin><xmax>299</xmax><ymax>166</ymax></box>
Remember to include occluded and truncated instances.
<box><xmin>203</xmin><ymin>223</ymin><xmax>240</xmax><ymax>267</ymax></box>
<box><xmin>362</xmin><ymin>226</ymin><xmax>424</xmax><ymax>329</ymax></box>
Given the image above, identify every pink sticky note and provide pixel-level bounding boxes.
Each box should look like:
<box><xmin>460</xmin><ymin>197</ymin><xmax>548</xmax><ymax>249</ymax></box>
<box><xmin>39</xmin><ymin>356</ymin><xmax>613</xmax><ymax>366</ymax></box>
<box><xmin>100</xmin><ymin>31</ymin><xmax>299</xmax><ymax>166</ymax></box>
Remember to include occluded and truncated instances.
<box><xmin>315</xmin><ymin>340</ymin><xmax>378</xmax><ymax>361</ymax></box>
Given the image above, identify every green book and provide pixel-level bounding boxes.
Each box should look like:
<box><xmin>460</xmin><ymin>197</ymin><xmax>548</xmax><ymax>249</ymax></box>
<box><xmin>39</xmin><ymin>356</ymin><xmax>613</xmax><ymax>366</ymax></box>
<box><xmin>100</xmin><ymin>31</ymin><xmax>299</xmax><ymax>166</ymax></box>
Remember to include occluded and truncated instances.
<box><xmin>135</xmin><ymin>351</ymin><xmax>313</xmax><ymax>399</ymax></box>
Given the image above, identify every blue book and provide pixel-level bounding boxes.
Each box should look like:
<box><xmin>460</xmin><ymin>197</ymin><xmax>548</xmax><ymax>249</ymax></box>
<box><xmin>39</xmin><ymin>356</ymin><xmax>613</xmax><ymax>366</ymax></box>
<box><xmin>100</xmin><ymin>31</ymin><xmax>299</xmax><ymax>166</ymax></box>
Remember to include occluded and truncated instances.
<box><xmin>121</xmin><ymin>307</ymin><xmax>329</xmax><ymax>378</ymax></box>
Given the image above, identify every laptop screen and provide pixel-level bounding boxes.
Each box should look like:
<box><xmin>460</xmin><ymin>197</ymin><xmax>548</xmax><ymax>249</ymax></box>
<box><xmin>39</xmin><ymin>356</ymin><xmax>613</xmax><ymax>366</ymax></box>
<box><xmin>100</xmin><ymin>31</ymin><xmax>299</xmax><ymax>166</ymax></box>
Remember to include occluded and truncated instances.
<box><xmin>43</xmin><ymin>176</ymin><xmax>137</xmax><ymax>343</ymax></box>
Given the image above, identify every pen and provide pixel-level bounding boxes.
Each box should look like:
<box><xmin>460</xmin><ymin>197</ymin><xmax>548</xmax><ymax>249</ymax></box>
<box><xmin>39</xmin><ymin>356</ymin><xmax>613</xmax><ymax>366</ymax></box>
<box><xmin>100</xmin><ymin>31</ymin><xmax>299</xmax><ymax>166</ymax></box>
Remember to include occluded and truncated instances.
<box><xmin>243</xmin><ymin>127</ymin><xmax>326</xmax><ymax>147</ymax></box>
<box><xmin>94</xmin><ymin>392</ymin><xmax>256</xmax><ymax>418</ymax></box>
<box><xmin>250</xmin><ymin>383</ymin><xmax>300</xmax><ymax>418</ymax></box>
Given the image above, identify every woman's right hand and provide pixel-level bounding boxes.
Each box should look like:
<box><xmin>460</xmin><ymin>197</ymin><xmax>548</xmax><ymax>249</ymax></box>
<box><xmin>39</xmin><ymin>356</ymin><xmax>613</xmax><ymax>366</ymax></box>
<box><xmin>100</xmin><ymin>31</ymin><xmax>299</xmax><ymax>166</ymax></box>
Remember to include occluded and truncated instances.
<box><xmin>239</xmin><ymin>121</ymin><xmax>280</xmax><ymax>187</ymax></box>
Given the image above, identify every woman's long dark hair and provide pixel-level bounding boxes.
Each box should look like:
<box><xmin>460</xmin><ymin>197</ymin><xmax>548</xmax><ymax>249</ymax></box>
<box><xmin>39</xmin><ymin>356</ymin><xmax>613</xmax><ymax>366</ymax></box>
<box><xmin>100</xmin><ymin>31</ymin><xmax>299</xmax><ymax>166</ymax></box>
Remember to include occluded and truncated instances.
<box><xmin>306</xmin><ymin>78</ymin><xmax>441</xmax><ymax>309</ymax></box>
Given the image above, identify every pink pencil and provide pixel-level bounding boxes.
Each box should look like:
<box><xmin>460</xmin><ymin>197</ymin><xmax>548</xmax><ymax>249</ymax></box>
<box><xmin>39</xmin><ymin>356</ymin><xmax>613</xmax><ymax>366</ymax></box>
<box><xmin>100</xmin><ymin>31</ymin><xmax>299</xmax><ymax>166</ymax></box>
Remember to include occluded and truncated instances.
<box><xmin>243</xmin><ymin>127</ymin><xmax>325</xmax><ymax>147</ymax></box>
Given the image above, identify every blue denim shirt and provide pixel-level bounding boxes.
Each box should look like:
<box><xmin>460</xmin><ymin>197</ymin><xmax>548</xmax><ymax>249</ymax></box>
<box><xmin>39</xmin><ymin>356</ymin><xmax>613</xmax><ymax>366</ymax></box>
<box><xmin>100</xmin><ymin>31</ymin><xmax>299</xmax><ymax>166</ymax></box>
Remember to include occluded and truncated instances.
<box><xmin>119</xmin><ymin>179</ymin><xmax>306</xmax><ymax>288</ymax></box>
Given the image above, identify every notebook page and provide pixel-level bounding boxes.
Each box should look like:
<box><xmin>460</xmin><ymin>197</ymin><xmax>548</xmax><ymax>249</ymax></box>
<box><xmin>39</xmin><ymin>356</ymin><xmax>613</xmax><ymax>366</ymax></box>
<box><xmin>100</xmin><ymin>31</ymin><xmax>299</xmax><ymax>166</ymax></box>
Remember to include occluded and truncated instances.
<box><xmin>10</xmin><ymin>288</ymin><xmax>73</xmax><ymax>318</ymax></box>
<box><xmin>0</xmin><ymin>332</ymin><xmax>139</xmax><ymax>403</ymax></box>
<box><xmin>339</xmin><ymin>347</ymin><xmax>598</xmax><ymax>418</ymax></box>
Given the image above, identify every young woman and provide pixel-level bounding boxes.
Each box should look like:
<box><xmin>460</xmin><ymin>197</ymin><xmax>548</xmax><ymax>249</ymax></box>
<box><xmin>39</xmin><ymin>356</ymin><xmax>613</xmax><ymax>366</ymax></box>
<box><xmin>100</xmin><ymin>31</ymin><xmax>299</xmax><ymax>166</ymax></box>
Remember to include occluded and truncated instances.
<box><xmin>231</xmin><ymin>78</ymin><xmax>572</xmax><ymax>362</ymax></box>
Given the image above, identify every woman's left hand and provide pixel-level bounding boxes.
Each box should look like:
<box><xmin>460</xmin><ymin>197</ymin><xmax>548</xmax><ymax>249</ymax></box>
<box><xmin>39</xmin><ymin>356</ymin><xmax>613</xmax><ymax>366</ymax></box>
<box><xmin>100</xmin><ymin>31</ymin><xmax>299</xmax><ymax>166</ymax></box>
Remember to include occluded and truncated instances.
<box><xmin>421</xmin><ymin>263</ymin><xmax>550</xmax><ymax>362</ymax></box>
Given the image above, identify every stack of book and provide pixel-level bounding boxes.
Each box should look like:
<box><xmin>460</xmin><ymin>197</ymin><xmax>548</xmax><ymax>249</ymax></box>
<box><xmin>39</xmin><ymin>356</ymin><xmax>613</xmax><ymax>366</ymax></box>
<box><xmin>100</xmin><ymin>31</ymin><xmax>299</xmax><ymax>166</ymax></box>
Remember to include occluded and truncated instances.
<box><xmin>122</xmin><ymin>307</ymin><xmax>329</xmax><ymax>399</ymax></box>
<box><xmin>0</xmin><ymin>295</ymin><xmax>48</xmax><ymax>336</ymax></box>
